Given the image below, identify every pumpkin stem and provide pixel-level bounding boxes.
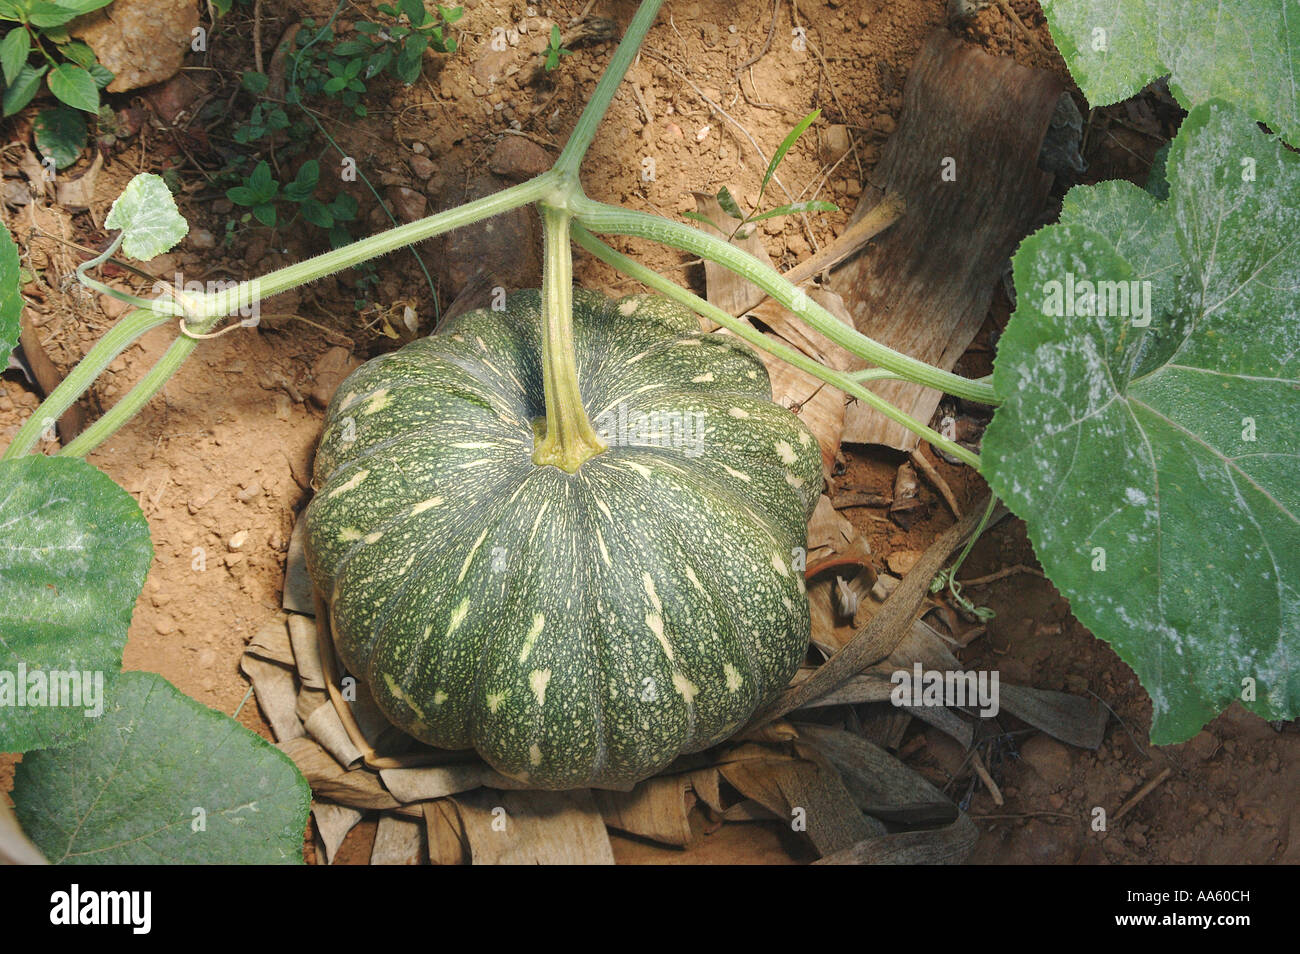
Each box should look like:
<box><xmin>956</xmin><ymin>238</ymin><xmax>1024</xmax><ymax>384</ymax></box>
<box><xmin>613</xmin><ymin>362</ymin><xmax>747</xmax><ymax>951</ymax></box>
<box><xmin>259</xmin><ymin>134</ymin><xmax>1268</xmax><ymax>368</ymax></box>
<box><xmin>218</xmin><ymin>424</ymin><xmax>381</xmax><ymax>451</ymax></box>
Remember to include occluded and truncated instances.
<box><xmin>533</xmin><ymin>203</ymin><xmax>606</xmax><ymax>472</ymax></box>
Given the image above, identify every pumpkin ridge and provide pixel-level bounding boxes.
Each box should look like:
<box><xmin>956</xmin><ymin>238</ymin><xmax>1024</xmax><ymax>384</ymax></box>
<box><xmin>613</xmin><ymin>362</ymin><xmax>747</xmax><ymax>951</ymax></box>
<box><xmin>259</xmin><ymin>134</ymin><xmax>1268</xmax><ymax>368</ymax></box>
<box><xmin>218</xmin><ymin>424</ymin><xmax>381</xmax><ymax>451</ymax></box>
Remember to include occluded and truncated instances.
<box><xmin>367</xmin><ymin>470</ymin><xmax>537</xmax><ymax>699</ymax></box>
<box><xmin>313</xmin><ymin>431</ymin><xmax>529</xmax><ymax>594</ymax></box>
<box><xmin>616</xmin><ymin>474</ymin><xmax>758</xmax><ymax>741</ymax></box>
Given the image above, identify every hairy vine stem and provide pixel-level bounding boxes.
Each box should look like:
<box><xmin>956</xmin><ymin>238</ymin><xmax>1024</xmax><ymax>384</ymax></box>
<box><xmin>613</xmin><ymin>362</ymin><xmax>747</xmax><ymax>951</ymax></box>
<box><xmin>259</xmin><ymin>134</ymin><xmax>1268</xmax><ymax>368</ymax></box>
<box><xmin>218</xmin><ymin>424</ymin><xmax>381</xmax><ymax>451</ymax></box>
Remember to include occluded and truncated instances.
<box><xmin>570</xmin><ymin>197</ymin><xmax>998</xmax><ymax>406</ymax></box>
<box><xmin>571</xmin><ymin>224</ymin><xmax>982</xmax><ymax>469</ymax></box>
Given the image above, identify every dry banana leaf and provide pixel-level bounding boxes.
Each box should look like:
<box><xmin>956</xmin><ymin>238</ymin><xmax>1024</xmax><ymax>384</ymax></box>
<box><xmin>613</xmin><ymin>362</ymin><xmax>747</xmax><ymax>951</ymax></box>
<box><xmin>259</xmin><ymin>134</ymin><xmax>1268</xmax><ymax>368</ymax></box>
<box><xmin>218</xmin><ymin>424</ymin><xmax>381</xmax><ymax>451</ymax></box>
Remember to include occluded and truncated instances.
<box><xmin>379</xmin><ymin>763</ymin><xmax>527</xmax><ymax>802</ymax></box>
<box><xmin>278</xmin><ymin>737</ymin><xmax>401</xmax><ymax>810</ymax></box>
<box><xmin>371</xmin><ymin>814</ymin><xmax>424</xmax><ymax>865</ymax></box>
<box><xmin>287</xmin><ymin>614</ymin><xmax>326</xmax><ymax>690</ymax></box>
<box><xmin>311</xmin><ymin>800</ymin><xmax>362</xmax><ymax>865</ymax></box>
<box><xmin>815</xmin><ymin>812</ymin><xmax>978</xmax><ymax>865</ymax></box>
<box><xmin>794</xmin><ymin>724</ymin><xmax>957</xmax><ymax>826</ymax></box>
<box><xmin>423</xmin><ymin>800</ymin><xmax>469</xmax><ymax>866</ymax></box>
<box><xmin>593</xmin><ymin>775</ymin><xmax>693</xmax><ymax>847</ymax></box>
<box><xmin>451</xmin><ymin>790</ymin><xmax>615</xmax><ymax>865</ymax></box>
<box><xmin>240</xmin><ymin>655</ymin><xmax>304</xmax><ymax>743</ymax></box>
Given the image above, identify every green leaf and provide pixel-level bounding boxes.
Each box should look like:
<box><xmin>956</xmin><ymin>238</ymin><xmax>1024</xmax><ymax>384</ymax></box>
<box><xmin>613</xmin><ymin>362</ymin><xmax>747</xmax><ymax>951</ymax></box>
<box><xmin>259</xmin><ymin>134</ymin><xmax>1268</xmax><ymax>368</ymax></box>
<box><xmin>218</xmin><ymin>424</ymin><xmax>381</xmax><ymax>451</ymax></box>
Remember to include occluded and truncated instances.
<box><xmin>46</xmin><ymin>62</ymin><xmax>97</xmax><ymax>112</ymax></box>
<box><xmin>25</xmin><ymin>0</ymin><xmax>110</xmax><ymax>27</ymax></box>
<box><xmin>0</xmin><ymin>220</ymin><xmax>19</xmax><ymax>368</ymax></box>
<box><xmin>300</xmin><ymin>198</ymin><xmax>333</xmax><ymax>228</ymax></box>
<box><xmin>0</xmin><ymin>28</ymin><xmax>29</xmax><ymax>86</ymax></box>
<box><xmin>32</xmin><ymin>106</ymin><xmax>86</xmax><ymax>169</ymax></box>
<box><xmin>0</xmin><ymin>457</ymin><xmax>152</xmax><ymax>753</ymax></box>
<box><xmin>87</xmin><ymin>60</ymin><xmax>111</xmax><ymax>88</ymax></box>
<box><xmin>252</xmin><ymin>202</ymin><xmax>276</xmax><ymax>226</ymax></box>
<box><xmin>763</xmin><ymin>108</ymin><xmax>820</xmax><ymax>192</ymax></box>
<box><xmin>26</xmin><ymin>2</ymin><xmax>80</xmax><ymax>28</ymax></box>
<box><xmin>715</xmin><ymin>185</ymin><xmax>745</xmax><ymax>220</ymax></box>
<box><xmin>12</xmin><ymin>671</ymin><xmax>310</xmax><ymax>863</ymax></box>
<box><xmin>329</xmin><ymin>192</ymin><xmax>357</xmax><ymax>220</ymax></box>
<box><xmin>240</xmin><ymin>70</ymin><xmax>269</xmax><ymax>94</ymax></box>
<box><xmin>233</xmin><ymin>189</ymin><xmax>257</xmax><ymax>212</ymax></box>
<box><xmin>681</xmin><ymin>211</ymin><xmax>716</xmax><ymax>226</ymax></box>
<box><xmin>104</xmin><ymin>172</ymin><xmax>190</xmax><ymax>260</ymax></box>
<box><xmin>292</xmin><ymin>158</ymin><xmax>319</xmax><ymax>190</ymax></box>
<box><xmin>984</xmin><ymin>101</ymin><xmax>1300</xmax><ymax>744</ymax></box>
<box><xmin>2</xmin><ymin>62</ymin><xmax>46</xmax><ymax>116</ymax></box>
<box><xmin>323</xmin><ymin>74</ymin><xmax>347</xmax><ymax>94</ymax></box>
<box><xmin>1040</xmin><ymin>0</ymin><xmax>1300</xmax><ymax>144</ymax></box>
<box><xmin>748</xmin><ymin>200</ymin><xmax>839</xmax><ymax>222</ymax></box>
<box><xmin>59</xmin><ymin>40</ymin><xmax>95</xmax><ymax>69</ymax></box>
<box><xmin>248</xmin><ymin>158</ymin><xmax>273</xmax><ymax>192</ymax></box>
<box><xmin>399</xmin><ymin>0</ymin><xmax>426</xmax><ymax>26</ymax></box>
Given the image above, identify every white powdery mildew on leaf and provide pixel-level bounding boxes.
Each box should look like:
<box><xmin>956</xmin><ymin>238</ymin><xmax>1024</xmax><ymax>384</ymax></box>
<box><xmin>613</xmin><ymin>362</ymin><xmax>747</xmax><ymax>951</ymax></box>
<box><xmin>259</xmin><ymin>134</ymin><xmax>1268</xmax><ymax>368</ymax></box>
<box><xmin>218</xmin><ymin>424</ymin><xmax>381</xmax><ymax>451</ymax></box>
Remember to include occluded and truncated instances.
<box><xmin>1041</xmin><ymin>0</ymin><xmax>1300</xmax><ymax>144</ymax></box>
<box><xmin>985</xmin><ymin>102</ymin><xmax>1300</xmax><ymax>743</ymax></box>
<box><xmin>11</xmin><ymin>672</ymin><xmax>310</xmax><ymax>864</ymax></box>
<box><xmin>0</xmin><ymin>458</ymin><xmax>153</xmax><ymax>753</ymax></box>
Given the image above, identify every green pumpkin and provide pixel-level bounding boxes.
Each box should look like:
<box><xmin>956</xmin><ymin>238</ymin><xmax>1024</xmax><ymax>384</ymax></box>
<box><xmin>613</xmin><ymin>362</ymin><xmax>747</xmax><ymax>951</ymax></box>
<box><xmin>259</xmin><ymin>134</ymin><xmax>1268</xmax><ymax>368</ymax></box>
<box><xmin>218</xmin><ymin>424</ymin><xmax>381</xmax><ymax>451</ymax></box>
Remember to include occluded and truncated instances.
<box><xmin>305</xmin><ymin>289</ymin><xmax>822</xmax><ymax>789</ymax></box>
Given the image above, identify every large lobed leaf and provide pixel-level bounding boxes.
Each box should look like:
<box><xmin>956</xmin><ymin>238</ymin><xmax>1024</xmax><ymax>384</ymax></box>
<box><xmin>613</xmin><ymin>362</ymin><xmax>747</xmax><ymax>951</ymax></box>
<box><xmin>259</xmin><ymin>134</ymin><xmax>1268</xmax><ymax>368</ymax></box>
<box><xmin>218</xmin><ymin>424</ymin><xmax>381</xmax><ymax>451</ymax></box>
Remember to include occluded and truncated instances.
<box><xmin>1040</xmin><ymin>0</ymin><xmax>1300</xmax><ymax>144</ymax></box>
<box><xmin>13</xmin><ymin>671</ymin><xmax>310</xmax><ymax>864</ymax></box>
<box><xmin>0</xmin><ymin>456</ymin><xmax>152</xmax><ymax>752</ymax></box>
<box><xmin>985</xmin><ymin>101</ymin><xmax>1300</xmax><ymax>743</ymax></box>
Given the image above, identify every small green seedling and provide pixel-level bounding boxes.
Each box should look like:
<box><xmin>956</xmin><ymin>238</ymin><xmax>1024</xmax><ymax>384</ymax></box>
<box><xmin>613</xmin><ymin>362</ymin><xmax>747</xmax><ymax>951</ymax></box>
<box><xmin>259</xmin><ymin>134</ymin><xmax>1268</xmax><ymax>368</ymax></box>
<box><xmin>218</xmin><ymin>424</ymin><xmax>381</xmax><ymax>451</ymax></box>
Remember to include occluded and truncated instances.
<box><xmin>685</xmin><ymin>108</ymin><xmax>837</xmax><ymax>240</ymax></box>
<box><xmin>544</xmin><ymin>24</ymin><xmax>572</xmax><ymax>72</ymax></box>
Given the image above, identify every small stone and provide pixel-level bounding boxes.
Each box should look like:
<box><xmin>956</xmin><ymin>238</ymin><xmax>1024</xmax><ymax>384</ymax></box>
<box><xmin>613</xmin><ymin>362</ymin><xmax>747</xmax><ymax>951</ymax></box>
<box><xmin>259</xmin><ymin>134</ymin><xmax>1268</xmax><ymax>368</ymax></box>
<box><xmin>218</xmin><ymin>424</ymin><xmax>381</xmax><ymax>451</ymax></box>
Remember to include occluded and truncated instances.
<box><xmin>310</xmin><ymin>346</ymin><xmax>362</xmax><ymax>408</ymax></box>
<box><xmin>154</xmin><ymin>615</ymin><xmax>177</xmax><ymax>635</ymax></box>
<box><xmin>409</xmin><ymin>154</ymin><xmax>436</xmax><ymax>180</ymax></box>
<box><xmin>274</xmin><ymin>392</ymin><xmax>293</xmax><ymax>421</ymax></box>
<box><xmin>100</xmin><ymin>293</ymin><xmax>132</xmax><ymax>319</ymax></box>
<box><xmin>189</xmin><ymin>227</ymin><xmax>215</xmax><ymax>249</ymax></box>
<box><xmin>1064</xmin><ymin>673</ymin><xmax>1089</xmax><ymax>694</ymax></box>
<box><xmin>1187</xmin><ymin>730</ymin><xmax>1219</xmax><ymax>761</ymax></box>
<box><xmin>886</xmin><ymin>549</ymin><xmax>923</xmax><ymax>575</ymax></box>
<box><xmin>871</xmin><ymin>572</ymin><xmax>901</xmax><ymax>601</ymax></box>
<box><xmin>236</xmin><ymin>481</ymin><xmax>262</xmax><ymax>502</ymax></box>
<box><xmin>822</xmin><ymin>124</ymin><xmax>851</xmax><ymax>163</ymax></box>
<box><xmin>489</xmin><ymin>136</ymin><xmax>552</xmax><ymax>181</ymax></box>
<box><xmin>386</xmin><ymin>186</ymin><xmax>427</xmax><ymax>223</ymax></box>
<box><xmin>1018</xmin><ymin>733</ymin><xmax>1074</xmax><ymax>787</ymax></box>
<box><xmin>187</xmin><ymin>486</ymin><xmax>220</xmax><ymax>514</ymax></box>
<box><xmin>243</xmin><ymin>235</ymin><xmax>269</xmax><ymax>268</ymax></box>
<box><xmin>228</xmin><ymin>530</ymin><xmax>249</xmax><ymax>551</ymax></box>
